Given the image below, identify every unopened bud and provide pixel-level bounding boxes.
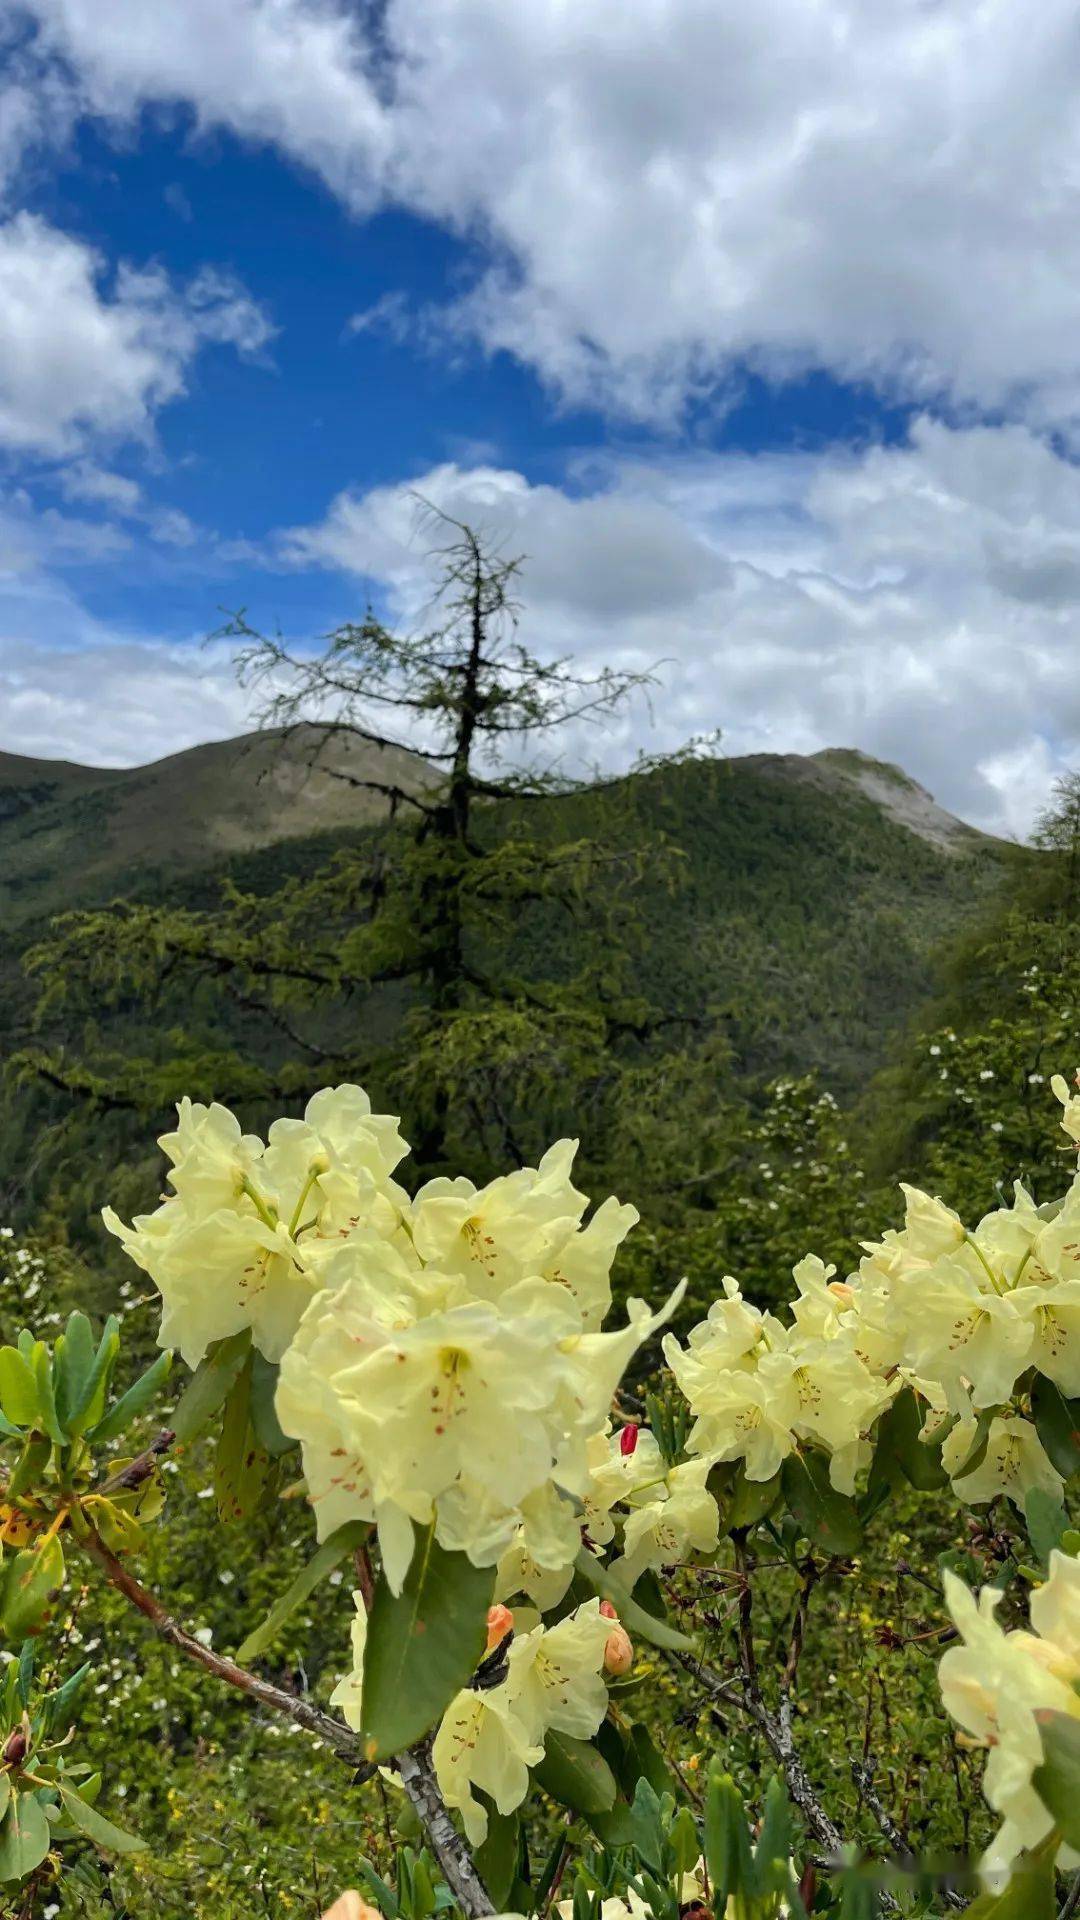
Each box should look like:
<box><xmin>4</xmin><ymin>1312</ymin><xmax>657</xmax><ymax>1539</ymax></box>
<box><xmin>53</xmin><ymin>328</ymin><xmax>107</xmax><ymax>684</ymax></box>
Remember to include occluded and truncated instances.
<box><xmin>320</xmin><ymin>1895</ymin><xmax>383</xmax><ymax>1920</ymax></box>
<box><xmin>485</xmin><ymin>1603</ymin><xmax>514</xmax><ymax>1652</ymax></box>
<box><xmin>603</xmin><ymin>1625</ymin><xmax>634</xmax><ymax>1677</ymax></box>
<box><xmin>599</xmin><ymin>1599</ymin><xmax>618</xmax><ymax>1620</ymax></box>
<box><xmin>619</xmin><ymin>1423</ymin><xmax>639</xmax><ymax>1457</ymax></box>
<box><xmin>2</xmin><ymin>1727</ymin><xmax>28</xmax><ymax>1768</ymax></box>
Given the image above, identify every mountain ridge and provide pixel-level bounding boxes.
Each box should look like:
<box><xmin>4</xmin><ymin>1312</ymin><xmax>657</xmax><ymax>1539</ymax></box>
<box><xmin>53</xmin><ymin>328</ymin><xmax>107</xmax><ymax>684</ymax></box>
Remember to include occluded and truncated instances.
<box><xmin>0</xmin><ymin>726</ymin><xmax>1003</xmax><ymax>916</ymax></box>
<box><xmin>0</xmin><ymin>724</ymin><xmax>435</xmax><ymax>922</ymax></box>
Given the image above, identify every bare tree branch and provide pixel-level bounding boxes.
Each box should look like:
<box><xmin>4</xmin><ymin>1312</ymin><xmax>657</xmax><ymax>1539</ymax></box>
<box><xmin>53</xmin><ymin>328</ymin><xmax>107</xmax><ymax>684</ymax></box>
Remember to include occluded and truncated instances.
<box><xmin>79</xmin><ymin>1526</ymin><xmax>494</xmax><ymax>1916</ymax></box>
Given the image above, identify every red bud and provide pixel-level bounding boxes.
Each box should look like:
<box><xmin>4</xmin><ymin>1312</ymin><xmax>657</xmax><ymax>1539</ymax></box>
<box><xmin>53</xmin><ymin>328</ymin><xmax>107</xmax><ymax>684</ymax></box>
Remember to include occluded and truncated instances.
<box><xmin>619</xmin><ymin>1423</ymin><xmax>639</xmax><ymax>1457</ymax></box>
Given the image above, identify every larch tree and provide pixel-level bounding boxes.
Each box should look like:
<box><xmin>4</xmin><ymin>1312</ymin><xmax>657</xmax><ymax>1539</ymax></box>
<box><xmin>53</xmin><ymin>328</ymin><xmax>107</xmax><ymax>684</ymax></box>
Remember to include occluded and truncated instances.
<box><xmin>16</xmin><ymin>509</ymin><xmax>708</xmax><ymax>1185</ymax></box>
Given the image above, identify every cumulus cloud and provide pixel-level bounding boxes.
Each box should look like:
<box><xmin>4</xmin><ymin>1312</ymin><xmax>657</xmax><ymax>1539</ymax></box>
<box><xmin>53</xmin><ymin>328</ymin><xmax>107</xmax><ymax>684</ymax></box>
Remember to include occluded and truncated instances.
<box><xmin>0</xmin><ymin>570</ymin><xmax>252</xmax><ymax>766</ymax></box>
<box><xmin>278</xmin><ymin>423</ymin><xmax>1080</xmax><ymax>840</ymax></box>
<box><xmin>0</xmin><ymin>212</ymin><xmax>273</xmax><ymax>456</ymax></box>
<box><xmin>13</xmin><ymin>0</ymin><xmax>1080</xmax><ymax>423</ymax></box>
<box><xmin>14</xmin><ymin>0</ymin><xmax>387</xmax><ymax>204</ymax></box>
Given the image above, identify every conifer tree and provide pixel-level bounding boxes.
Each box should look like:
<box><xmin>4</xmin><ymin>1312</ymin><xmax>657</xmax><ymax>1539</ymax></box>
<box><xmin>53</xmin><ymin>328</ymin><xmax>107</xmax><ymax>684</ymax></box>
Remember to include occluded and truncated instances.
<box><xmin>17</xmin><ymin>510</ymin><xmax>703</xmax><ymax>1178</ymax></box>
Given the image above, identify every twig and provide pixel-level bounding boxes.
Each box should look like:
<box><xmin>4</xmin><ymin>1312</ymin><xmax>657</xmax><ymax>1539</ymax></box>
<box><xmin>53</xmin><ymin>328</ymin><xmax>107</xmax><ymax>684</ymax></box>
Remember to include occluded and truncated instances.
<box><xmin>672</xmin><ymin>1643</ymin><xmax>843</xmax><ymax>1857</ymax></box>
<box><xmin>732</xmin><ymin>1537</ymin><xmax>759</xmax><ymax>1697</ymax></box>
<box><xmin>93</xmin><ymin>1428</ymin><xmax>175</xmax><ymax>1500</ymax></box>
<box><xmin>80</xmin><ymin>1524</ymin><xmax>367</xmax><ymax>1766</ymax></box>
<box><xmin>80</xmin><ymin>1526</ymin><xmax>494</xmax><ymax>1916</ymax></box>
<box><xmin>850</xmin><ymin>1758</ymin><xmax>965</xmax><ymax>1910</ymax></box>
<box><xmin>1060</xmin><ymin>1873</ymin><xmax>1080</xmax><ymax>1920</ymax></box>
<box><xmin>781</xmin><ymin>1557</ymin><xmax>817</xmax><ymax>1699</ymax></box>
<box><xmin>397</xmin><ymin>1744</ymin><xmax>494</xmax><ymax>1916</ymax></box>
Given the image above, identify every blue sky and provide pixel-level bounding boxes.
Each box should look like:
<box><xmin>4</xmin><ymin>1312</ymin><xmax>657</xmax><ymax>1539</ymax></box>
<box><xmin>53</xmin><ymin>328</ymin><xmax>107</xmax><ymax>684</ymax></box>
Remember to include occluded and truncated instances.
<box><xmin>2</xmin><ymin>1</ymin><xmax>1080</xmax><ymax>835</ymax></box>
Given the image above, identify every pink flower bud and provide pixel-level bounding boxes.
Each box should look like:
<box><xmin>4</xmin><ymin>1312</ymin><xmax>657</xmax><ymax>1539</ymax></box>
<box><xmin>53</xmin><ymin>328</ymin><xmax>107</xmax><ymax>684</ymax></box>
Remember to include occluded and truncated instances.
<box><xmin>599</xmin><ymin>1599</ymin><xmax>618</xmax><ymax>1620</ymax></box>
<box><xmin>320</xmin><ymin>1896</ymin><xmax>384</xmax><ymax>1920</ymax></box>
<box><xmin>485</xmin><ymin>1603</ymin><xmax>514</xmax><ymax>1651</ymax></box>
<box><xmin>603</xmin><ymin>1625</ymin><xmax>634</xmax><ymax>1676</ymax></box>
<box><xmin>619</xmin><ymin>1423</ymin><xmax>639</xmax><ymax>1457</ymax></box>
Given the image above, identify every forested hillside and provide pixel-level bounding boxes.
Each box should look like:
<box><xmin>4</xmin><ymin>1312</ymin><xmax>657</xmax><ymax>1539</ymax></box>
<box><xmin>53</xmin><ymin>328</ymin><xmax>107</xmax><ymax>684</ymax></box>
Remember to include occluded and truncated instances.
<box><xmin>0</xmin><ymin>728</ymin><xmax>1013</xmax><ymax>1233</ymax></box>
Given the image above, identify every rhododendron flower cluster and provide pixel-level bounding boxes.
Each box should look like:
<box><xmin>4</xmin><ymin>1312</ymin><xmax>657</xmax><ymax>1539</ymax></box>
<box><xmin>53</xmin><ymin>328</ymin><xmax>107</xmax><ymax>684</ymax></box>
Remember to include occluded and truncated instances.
<box><xmin>103</xmin><ymin>1087</ymin><xmax>410</xmax><ymax>1365</ymax></box>
<box><xmin>668</xmin><ymin>1076</ymin><xmax>1080</xmax><ymax>1514</ymax></box>
<box><xmin>664</xmin><ymin>1260</ymin><xmax>893</xmax><ymax>1492</ymax></box>
<box><xmin>105</xmin><ymin>1088</ymin><xmax>676</xmax><ymax>1592</ymax></box>
<box><xmin>332</xmin><ymin>1594</ymin><xmax>612</xmax><ymax>1845</ymax></box>
<box><xmin>939</xmin><ymin>1552</ymin><xmax>1080</xmax><ymax>1883</ymax></box>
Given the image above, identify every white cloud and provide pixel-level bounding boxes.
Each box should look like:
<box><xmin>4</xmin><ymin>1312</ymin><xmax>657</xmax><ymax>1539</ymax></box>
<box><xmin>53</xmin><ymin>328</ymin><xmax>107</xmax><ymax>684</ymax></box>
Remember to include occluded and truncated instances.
<box><xmin>0</xmin><ymin>212</ymin><xmax>272</xmax><ymax>456</ymax></box>
<box><xmin>0</xmin><ymin>572</ymin><xmax>252</xmax><ymax>766</ymax></box>
<box><xmin>279</xmin><ymin>423</ymin><xmax>1080</xmax><ymax>840</ymax></box>
<box><xmin>57</xmin><ymin>462</ymin><xmax>143</xmax><ymax>513</ymax></box>
<box><xmin>15</xmin><ymin>0</ymin><xmax>388</xmax><ymax>204</ymax></box>
<box><xmin>15</xmin><ymin>0</ymin><xmax>1080</xmax><ymax>424</ymax></box>
<box><xmin>54</xmin><ymin>461</ymin><xmax>199</xmax><ymax>546</ymax></box>
<box><xmin>6</xmin><ymin>415</ymin><xmax>1080</xmax><ymax>838</ymax></box>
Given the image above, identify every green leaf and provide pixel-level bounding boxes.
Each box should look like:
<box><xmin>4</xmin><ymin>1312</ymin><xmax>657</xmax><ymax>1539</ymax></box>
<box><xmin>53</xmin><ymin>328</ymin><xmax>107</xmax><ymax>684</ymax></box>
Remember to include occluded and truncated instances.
<box><xmin>870</xmin><ymin>1386</ymin><xmax>948</xmax><ymax>1493</ymax></box>
<box><xmin>625</xmin><ymin>1721</ymin><xmax>681</xmax><ymax>1801</ymax></box>
<box><xmin>65</xmin><ymin>1315</ymin><xmax>121</xmax><ymax>1438</ymax></box>
<box><xmin>0</xmin><ymin>1350</ymin><xmax>38</xmax><ymax>1430</ymax></box>
<box><xmin>573</xmin><ymin>1551</ymin><xmax>694</xmax><ymax>1652</ymax></box>
<box><xmin>360</xmin><ymin>1522</ymin><xmax>493</xmax><ymax>1761</ymax></box>
<box><xmin>1024</xmin><ymin>1488</ymin><xmax>1070</xmax><ymax>1567</ymax></box>
<box><xmin>30</xmin><ymin>1345</ymin><xmax>64</xmax><ymax>1446</ymax></box>
<box><xmin>726</xmin><ymin>1465</ymin><xmax>783</xmax><ymax>1531</ymax></box>
<box><xmin>236</xmin><ymin>1520</ymin><xmax>370</xmax><ymax>1662</ymax></box>
<box><xmin>0</xmin><ymin>1777</ymin><xmax>10</xmax><ymax>1827</ymax></box>
<box><xmin>531</xmin><ymin>1826</ymin><xmax>575</xmax><ymax>1913</ymax></box>
<box><xmin>0</xmin><ymin>1536</ymin><xmax>64</xmax><ymax>1641</ymax></box>
<box><xmin>1032</xmin><ymin>1374</ymin><xmax>1080</xmax><ymax>1479</ymax></box>
<box><xmin>704</xmin><ymin>1769</ymin><xmax>755</xmax><ymax>1905</ymax></box>
<box><xmin>626</xmin><ymin>1776</ymin><xmax>665</xmax><ymax>1870</ymax></box>
<box><xmin>951</xmin><ymin>1407</ymin><xmax>996</xmax><ymax>1481</ymax></box>
<box><xmin>170</xmin><ymin>1330</ymin><xmax>251</xmax><ymax>1445</ymax></box>
<box><xmin>963</xmin><ymin>1832</ymin><xmax>1057</xmax><ymax>1916</ymax></box>
<box><xmin>6</xmin><ymin>1434</ymin><xmax>51</xmax><ymax>1503</ymax></box>
<box><xmin>0</xmin><ymin>1791</ymin><xmax>51</xmax><ymax>1879</ymax></box>
<box><xmin>585</xmin><ymin>1800</ymin><xmax>638</xmax><ymax>1849</ymax></box>
<box><xmin>753</xmin><ymin>1775</ymin><xmax>794</xmax><ymax>1894</ymax></box>
<box><xmin>1034</xmin><ymin>1710</ymin><xmax>1080</xmax><ymax>1847</ymax></box>
<box><xmin>59</xmin><ymin>1783</ymin><xmax>147</xmax><ymax>1854</ymax></box>
<box><xmin>781</xmin><ymin>1452</ymin><xmax>864</xmax><ymax>1557</ymax></box>
<box><xmin>53</xmin><ymin>1313</ymin><xmax>96</xmax><ymax>1433</ymax></box>
<box><xmin>532</xmin><ymin>1730</ymin><xmax>617</xmax><ymax>1816</ymax></box>
<box><xmin>16</xmin><ymin>1642</ymin><xmax>33</xmax><ymax>1710</ymax></box>
<box><xmin>86</xmin><ymin>1348</ymin><xmax>172</xmax><ymax>1446</ymax></box>
<box><xmin>213</xmin><ymin>1358</ymin><xmax>275</xmax><ymax>1523</ymax></box>
<box><xmin>475</xmin><ymin>1804</ymin><xmax>520</xmax><ymax>1909</ymax></box>
<box><xmin>42</xmin><ymin>1661</ymin><xmax>91</xmax><ymax>1737</ymax></box>
<box><xmin>248</xmin><ymin>1352</ymin><xmax>296</xmax><ymax>1457</ymax></box>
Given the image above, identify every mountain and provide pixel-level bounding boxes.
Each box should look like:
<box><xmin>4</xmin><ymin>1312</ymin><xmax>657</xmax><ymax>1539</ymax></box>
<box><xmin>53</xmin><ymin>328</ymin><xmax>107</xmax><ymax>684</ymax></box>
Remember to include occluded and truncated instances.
<box><xmin>0</xmin><ymin>729</ymin><xmax>1019</xmax><ymax>1123</ymax></box>
<box><xmin>808</xmin><ymin>748</ymin><xmax>994</xmax><ymax>855</ymax></box>
<box><xmin>0</xmin><ymin>725</ymin><xmax>433</xmax><ymax>925</ymax></box>
<box><xmin>520</xmin><ymin>745</ymin><xmax>1013</xmax><ymax>1093</ymax></box>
